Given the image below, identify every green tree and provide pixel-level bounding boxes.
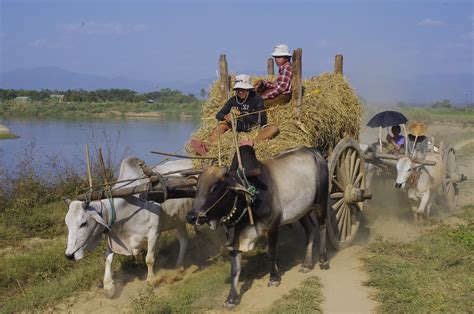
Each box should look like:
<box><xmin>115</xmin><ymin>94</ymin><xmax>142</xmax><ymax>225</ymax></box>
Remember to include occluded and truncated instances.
<box><xmin>432</xmin><ymin>99</ymin><xmax>452</xmax><ymax>109</ymax></box>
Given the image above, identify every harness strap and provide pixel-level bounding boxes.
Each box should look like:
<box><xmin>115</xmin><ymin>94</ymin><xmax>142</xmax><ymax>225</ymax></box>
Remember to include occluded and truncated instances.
<box><xmin>236</xmin><ymin>168</ymin><xmax>257</xmax><ymax>225</ymax></box>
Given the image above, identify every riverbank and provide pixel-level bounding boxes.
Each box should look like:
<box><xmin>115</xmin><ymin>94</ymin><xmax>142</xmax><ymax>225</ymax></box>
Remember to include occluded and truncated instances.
<box><xmin>0</xmin><ymin>100</ymin><xmax>203</xmax><ymax>119</ymax></box>
<box><xmin>0</xmin><ymin>123</ymin><xmax>18</xmax><ymax>139</ymax></box>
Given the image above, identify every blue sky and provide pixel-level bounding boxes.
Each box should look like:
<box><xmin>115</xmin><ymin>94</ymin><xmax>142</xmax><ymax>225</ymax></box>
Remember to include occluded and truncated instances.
<box><xmin>0</xmin><ymin>0</ymin><xmax>472</xmax><ymax>101</ymax></box>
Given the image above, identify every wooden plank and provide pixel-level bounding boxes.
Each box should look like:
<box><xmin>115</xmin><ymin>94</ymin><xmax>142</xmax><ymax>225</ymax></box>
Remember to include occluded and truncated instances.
<box><xmin>267</xmin><ymin>58</ymin><xmax>274</xmax><ymax>75</ymax></box>
<box><xmin>76</xmin><ymin>176</ymin><xmax>197</xmax><ymax>201</ymax></box>
<box><xmin>335</xmin><ymin>54</ymin><xmax>343</xmax><ymax>75</ymax></box>
<box><xmin>291</xmin><ymin>48</ymin><xmax>303</xmax><ymax>112</ymax></box>
<box><xmin>219</xmin><ymin>54</ymin><xmax>230</xmax><ymax>101</ymax></box>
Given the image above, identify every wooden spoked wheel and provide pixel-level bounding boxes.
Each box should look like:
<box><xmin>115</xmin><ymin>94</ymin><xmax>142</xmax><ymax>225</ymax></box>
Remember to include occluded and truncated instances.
<box><xmin>442</xmin><ymin>145</ymin><xmax>459</xmax><ymax>211</ymax></box>
<box><xmin>326</xmin><ymin>138</ymin><xmax>369</xmax><ymax>250</ymax></box>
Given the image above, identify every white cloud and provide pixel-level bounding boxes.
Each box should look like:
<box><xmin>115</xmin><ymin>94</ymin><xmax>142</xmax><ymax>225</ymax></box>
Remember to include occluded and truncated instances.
<box><xmin>61</xmin><ymin>21</ymin><xmax>148</xmax><ymax>34</ymax></box>
<box><xmin>418</xmin><ymin>18</ymin><xmax>447</xmax><ymax>27</ymax></box>
<box><xmin>29</xmin><ymin>39</ymin><xmax>70</xmax><ymax>49</ymax></box>
<box><xmin>461</xmin><ymin>31</ymin><xmax>474</xmax><ymax>41</ymax></box>
<box><xmin>30</xmin><ymin>39</ymin><xmax>47</xmax><ymax>48</ymax></box>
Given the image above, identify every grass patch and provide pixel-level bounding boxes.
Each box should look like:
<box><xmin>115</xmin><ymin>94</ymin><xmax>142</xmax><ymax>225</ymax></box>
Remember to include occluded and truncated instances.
<box><xmin>362</xmin><ymin>205</ymin><xmax>474</xmax><ymax>313</ymax></box>
<box><xmin>0</xmin><ymin>133</ymin><xmax>18</xmax><ymax>139</ymax></box>
<box><xmin>0</xmin><ymin>238</ymin><xmax>106</xmax><ymax>312</ymax></box>
<box><xmin>0</xmin><ymin>201</ymin><xmax>67</xmax><ymax>248</ymax></box>
<box><xmin>262</xmin><ymin>276</ymin><xmax>323</xmax><ymax>313</ymax></box>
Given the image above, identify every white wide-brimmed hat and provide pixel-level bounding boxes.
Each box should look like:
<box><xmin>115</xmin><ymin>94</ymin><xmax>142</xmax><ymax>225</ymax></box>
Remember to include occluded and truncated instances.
<box><xmin>233</xmin><ymin>74</ymin><xmax>253</xmax><ymax>90</ymax></box>
<box><xmin>271</xmin><ymin>44</ymin><xmax>292</xmax><ymax>57</ymax></box>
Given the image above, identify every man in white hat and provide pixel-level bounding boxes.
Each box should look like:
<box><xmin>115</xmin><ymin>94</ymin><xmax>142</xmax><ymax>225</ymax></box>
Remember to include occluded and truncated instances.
<box><xmin>254</xmin><ymin>44</ymin><xmax>292</xmax><ymax>107</ymax></box>
<box><xmin>190</xmin><ymin>74</ymin><xmax>279</xmax><ymax>156</ymax></box>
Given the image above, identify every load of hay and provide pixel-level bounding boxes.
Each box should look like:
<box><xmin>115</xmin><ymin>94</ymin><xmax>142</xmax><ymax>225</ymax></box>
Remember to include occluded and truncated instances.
<box><xmin>186</xmin><ymin>72</ymin><xmax>363</xmax><ymax>167</ymax></box>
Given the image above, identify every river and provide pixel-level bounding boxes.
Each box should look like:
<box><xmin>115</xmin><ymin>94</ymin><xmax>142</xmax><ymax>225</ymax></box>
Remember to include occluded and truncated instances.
<box><xmin>0</xmin><ymin>117</ymin><xmax>199</xmax><ymax>176</ymax></box>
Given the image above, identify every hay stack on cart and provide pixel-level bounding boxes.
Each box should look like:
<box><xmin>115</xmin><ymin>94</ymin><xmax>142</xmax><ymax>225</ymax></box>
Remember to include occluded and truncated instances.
<box><xmin>186</xmin><ymin>54</ymin><xmax>363</xmax><ymax>167</ymax></box>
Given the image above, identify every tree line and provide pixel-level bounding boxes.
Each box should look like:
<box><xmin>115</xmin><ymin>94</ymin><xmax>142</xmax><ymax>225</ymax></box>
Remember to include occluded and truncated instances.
<box><xmin>0</xmin><ymin>88</ymin><xmax>201</xmax><ymax>103</ymax></box>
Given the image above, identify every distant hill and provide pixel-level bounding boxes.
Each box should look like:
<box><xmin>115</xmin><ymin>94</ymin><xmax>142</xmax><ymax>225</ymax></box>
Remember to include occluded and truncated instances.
<box><xmin>0</xmin><ymin>66</ymin><xmax>158</xmax><ymax>92</ymax></box>
<box><xmin>1</xmin><ymin>66</ymin><xmax>471</xmax><ymax>104</ymax></box>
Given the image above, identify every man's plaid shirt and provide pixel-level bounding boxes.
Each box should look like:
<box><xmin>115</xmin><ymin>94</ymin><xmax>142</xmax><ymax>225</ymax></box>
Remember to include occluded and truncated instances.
<box><xmin>262</xmin><ymin>61</ymin><xmax>292</xmax><ymax>100</ymax></box>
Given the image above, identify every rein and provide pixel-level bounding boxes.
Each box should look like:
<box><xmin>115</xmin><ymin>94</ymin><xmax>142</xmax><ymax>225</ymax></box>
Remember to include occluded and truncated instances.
<box><xmin>199</xmin><ymin>170</ymin><xmax>258</xmax><ymax>227</ymax></box>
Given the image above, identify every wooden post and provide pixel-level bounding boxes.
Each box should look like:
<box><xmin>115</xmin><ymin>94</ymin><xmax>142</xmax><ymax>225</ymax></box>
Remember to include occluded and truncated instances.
<box><xmin>216</xmin><ymin>120</ymin><xmax>222</xmax><ymax>167</ymax></box>
<box><xmin>335</xmin><ymin>54</ymin><xmax>343</xmax><ymax>75</ymax></box>
<box><xmin>291</xmin><ymin>48</ymin><xmax>303</xmax><ymax>112</ymax></box>
<box><xmin>267</xmin><ymin>58</ymin><xmax>274</xmax><ymax>76</ymax></box>
<box><xmin>98</xmin><ymin>148</ymin><xmax>109</xmax><ymax>188</ymax></box>
<box><xmin>85</xmin><ymin>144</ymin><xmax>93</xmax><ymax>188</ymax></box>
<box><xmin>219</xmin><ymin>54</ymin><xmax>230</xmax><ymax>100</ymax></box>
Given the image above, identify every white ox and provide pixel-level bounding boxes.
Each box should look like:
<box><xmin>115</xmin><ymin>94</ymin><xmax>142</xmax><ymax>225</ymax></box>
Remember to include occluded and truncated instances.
<box><xmin>64</xmin><ymin>157</ymin><xmax>193</xmax><ymax>297</ymax></box>
<box><xmin>394</xmin><ymin>154</ymin><xmax>445</xmax><ymax>221</ymax></box>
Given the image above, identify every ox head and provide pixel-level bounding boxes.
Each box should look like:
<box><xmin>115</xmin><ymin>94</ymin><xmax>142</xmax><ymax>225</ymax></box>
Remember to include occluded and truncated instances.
<box><xmin>186</xmin><ymin>163</ymin><xmax>260</xmax><ymax>230</ymax></box>
<box><xmin>64</xmin><ymin>199</ymin><xmax>109</xmax><ymax>261</ymax></box>
<box><xmin>395</xmin><ymin>156</ymin><xmax>422</xmax><ymax>189</ymax></box>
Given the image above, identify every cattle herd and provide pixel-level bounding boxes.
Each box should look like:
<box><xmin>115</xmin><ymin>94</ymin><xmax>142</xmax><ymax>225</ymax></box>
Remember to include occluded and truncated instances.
<box><xmin>64</xmin><ymin>140</ymin><xmax>466</xmax><ymax>307</ymax></box>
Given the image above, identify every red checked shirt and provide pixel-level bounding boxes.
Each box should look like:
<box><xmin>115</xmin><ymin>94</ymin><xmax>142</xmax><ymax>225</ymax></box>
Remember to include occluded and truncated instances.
<box><xmin>262</xmin><ymin>61</ymin><xmax>292</xmax><ymax>100</ymax></box>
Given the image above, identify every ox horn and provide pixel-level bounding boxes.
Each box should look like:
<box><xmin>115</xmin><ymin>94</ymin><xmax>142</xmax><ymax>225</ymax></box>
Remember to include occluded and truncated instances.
<box><xmin>81</xmin><ymin>202</ymin><xmax>90</xmax><ymax>210</ymax></box>
<box><xmin>229</xmin><ymin>183</ymin><xmax>253</xmax><ymax>196</ymax></box>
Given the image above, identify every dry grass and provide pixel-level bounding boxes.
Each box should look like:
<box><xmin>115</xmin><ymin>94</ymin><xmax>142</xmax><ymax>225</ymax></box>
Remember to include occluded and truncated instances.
<box><xmin>361</xmin><ymin>205</ymin><xmax>474</xmax><ymax>313</ymax></box>
<box><xmin>187</xmin><ymin>73</ymin><xmax>363</xmax><ymax>167</ymax></box>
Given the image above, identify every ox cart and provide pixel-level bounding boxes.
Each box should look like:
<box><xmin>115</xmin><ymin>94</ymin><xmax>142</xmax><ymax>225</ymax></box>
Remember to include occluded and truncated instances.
<box><xmin>76</xmin><ymin>138</ymin><xmax>372</xmax><ymax>250</ymax></box>
<box><xmin>76</xmin><ymin>53</ymin><xmax>375</xmax><ymax>251</ymax></box>
<box><xmin>362</xmin><ymin>111</ymin><xmax>467</xmax><ymax>212</ymax></box>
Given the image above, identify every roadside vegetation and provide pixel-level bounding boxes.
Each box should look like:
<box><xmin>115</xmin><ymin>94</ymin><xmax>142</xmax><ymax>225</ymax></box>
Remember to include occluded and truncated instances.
<box><xmin>361</xmin><ymin>205</ymin><xmax>474</xmax><ymax>313</ymax></box>
<box><xmin>0</xmin><ymin>88</ymin><xmax>204</xmax><ymax>118</ymax></box>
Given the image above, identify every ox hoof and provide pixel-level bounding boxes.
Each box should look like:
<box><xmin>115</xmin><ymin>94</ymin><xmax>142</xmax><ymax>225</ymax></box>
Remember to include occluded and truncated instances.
<box><xmin>223</xmin><ymin>299</ymin><xmax>237</xmax><ymax>309</ymax></box>
<box><xmin>267</xmin><ymin>278</ymin><xmax>281</xmax><ymax>287</ymax></box>
<box><xmin>104</xmin><ymin>285</ymin><xmax>116</xmax><ymax>298</ymax></box>
<box><xmin>299</xmin><ymin>264</ymin><xmax>313</xmax><ymax>273</ymax></box>
<box><xmin>319</xmin><ymin>261</ymin><xmax>330</xmax><ymax>270</ymax></box>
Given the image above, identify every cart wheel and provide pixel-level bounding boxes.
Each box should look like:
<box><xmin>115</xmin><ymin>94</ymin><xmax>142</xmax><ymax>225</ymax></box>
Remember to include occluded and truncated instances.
<box><xmin>442</xmin><ymin>145</ymin><xmax>459</xmax><ymax>211</ymax></box>
<box><xmin>326</xmin><ymin>138</ymin><xmax>368</xmax><ymax>250</ymax></box>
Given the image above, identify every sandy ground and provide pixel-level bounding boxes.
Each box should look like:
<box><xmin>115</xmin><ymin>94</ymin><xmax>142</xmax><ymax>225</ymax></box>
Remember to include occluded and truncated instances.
<box><xmin>47</xmin><ymin>120</ymin><xmax>474</xmax><ymax>314</ymax></box>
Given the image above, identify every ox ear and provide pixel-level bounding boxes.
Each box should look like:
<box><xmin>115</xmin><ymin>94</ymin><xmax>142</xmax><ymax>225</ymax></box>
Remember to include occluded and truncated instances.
<box><xmin>63</xmin><ymin>198</ymin><xmax>72</xmax><ymax>206</ymax></box>
<box><xmin>81</xmin><ymin>202</ymin><xmax>89</xmax><ymax>211</ymax></box>
<box><xmin>201</xmin><ymin>162</ymin><xmax>210</xmax><ymax>171</ymax></box>
<box><xmin>89</xmin><ymin>210</ymin><xmax>110</xmax><ymax>231</ymax></box>
<box><xmin>220</xmin><ymin>166</ymin><xmax>228</xmax><ymax>176</ymax></box>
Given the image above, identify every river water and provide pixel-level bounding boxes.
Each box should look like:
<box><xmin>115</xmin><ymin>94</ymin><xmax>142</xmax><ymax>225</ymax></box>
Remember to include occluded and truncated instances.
<box><xmin>0</xmin><ymin>117</ymin><xmax>199</xmax><ymax>176</ymax></box>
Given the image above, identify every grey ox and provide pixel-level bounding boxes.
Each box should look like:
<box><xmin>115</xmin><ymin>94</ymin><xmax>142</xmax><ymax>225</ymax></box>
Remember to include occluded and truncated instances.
<box><xmin>64</xmin><ymin>158</ymin><xmax>192</xmax><ymax>297</ymax></box>
<box><xmin>186</xmin><ymin>145</ymin><xmax>329</xmax><ymax>308</ymax></box>
<box><xmin>395</xmin><ymin>154</ymin><xmax>445</xmax><ymax>221</ymax></box>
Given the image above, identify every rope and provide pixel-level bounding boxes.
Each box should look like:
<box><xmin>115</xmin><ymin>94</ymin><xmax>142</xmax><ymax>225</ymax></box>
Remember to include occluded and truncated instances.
<box><xmin>104</xmin><ymin>188</ymin><xmax>116</xmax><ymax>227</ymax></box>
<box><xmin>236</xmin><ymin>168</ymin><xmax>258</xmax><ymax>202</ymax></box>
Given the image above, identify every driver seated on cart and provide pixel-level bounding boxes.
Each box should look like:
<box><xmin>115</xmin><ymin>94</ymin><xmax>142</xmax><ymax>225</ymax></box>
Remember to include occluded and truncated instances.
<box><xmin>385</xmin><ymin>125</ymin><xmax>405</xmax><ymax>154</ymax></box>
<box><xmin>190</xmin><ymin>74</ymin><xmax>279</xmax><ymax>156</ymax></box>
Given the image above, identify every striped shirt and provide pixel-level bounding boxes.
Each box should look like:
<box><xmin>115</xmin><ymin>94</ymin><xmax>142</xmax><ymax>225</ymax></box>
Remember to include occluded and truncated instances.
<box><xmin>262</xmin><ymin>61</ymin><xmax>292</xmax><ymax>100</ymax></box>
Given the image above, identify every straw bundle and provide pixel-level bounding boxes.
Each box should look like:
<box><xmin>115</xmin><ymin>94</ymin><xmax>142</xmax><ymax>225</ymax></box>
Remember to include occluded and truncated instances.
<box><xmin>186</xmin><ymin>72</ymin><xmax>363</xmax><ymax>167</ymax></box>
